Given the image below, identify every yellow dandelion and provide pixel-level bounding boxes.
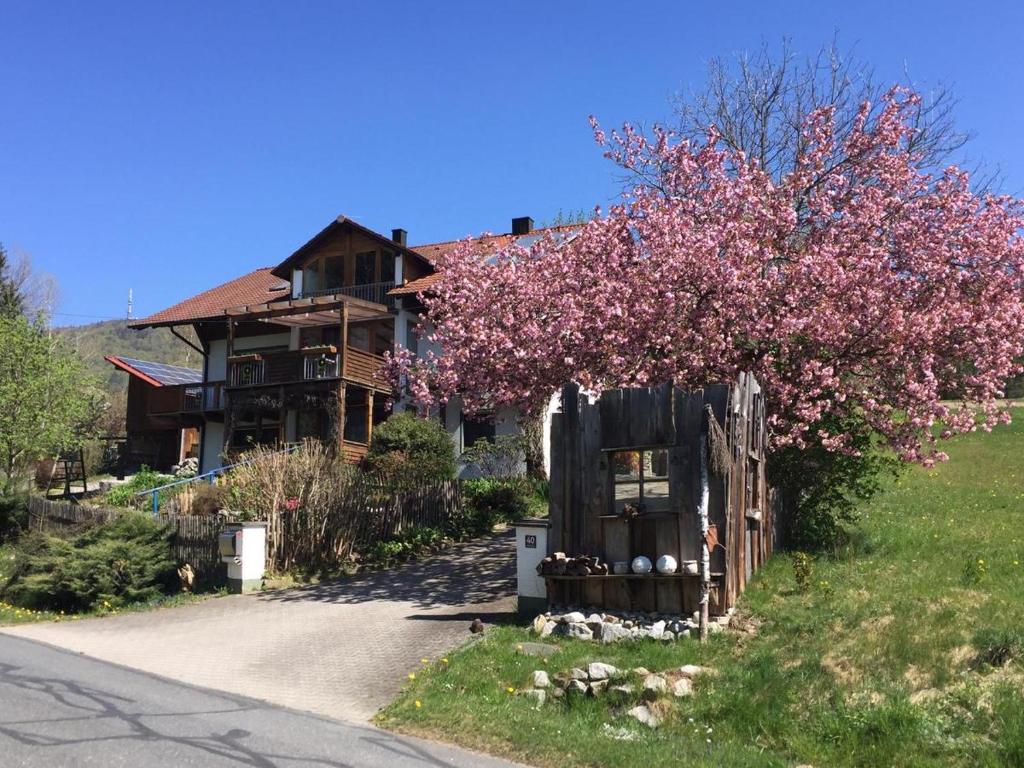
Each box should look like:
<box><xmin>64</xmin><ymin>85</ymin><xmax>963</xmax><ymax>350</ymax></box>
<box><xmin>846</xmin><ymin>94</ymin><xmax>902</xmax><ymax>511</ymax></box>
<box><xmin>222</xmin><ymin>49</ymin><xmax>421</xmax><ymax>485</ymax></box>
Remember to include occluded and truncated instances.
<box><xmin>414</xmin><ymin>700</ymin><xmax>422</xmax><ymax>708</ymax></box>
<box><xmin>407</xmin><ymin>672</ymin><xmax>416</xmax><ymax>680</ymax></box>
<box><xmin>420</xmin><ymin>658</ymin><xmax>430</xmax><ymax>664</ymax></box>
<box><xmin>441</xmin><ymin>658</ymin><xmax>449</xmax><ymax>664</ymax></box>
<box><xmin>507</xmin><ymin>687</ymin><xmax>515</xmax><ymax>694</ymax></box>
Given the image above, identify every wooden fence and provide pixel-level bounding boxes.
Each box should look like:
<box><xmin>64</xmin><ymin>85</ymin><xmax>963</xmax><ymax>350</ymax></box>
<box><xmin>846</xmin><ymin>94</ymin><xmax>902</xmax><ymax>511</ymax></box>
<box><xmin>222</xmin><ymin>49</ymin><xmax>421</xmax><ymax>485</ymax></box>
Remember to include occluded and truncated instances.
<box><xmin>27</xmin><ymin>496</ymin><xmax>119</xmax><ymax>533</ymax></box>
<box><xmin>27</xmin><ymin>478</ymin><xmax>466</xmax><ymax>580</ymax></box>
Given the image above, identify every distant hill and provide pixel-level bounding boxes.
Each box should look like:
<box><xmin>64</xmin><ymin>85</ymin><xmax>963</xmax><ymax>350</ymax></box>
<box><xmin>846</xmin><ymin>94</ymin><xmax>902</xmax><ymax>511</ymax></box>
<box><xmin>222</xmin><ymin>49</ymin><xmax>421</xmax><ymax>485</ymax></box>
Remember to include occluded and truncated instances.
<box><xmin>55</xmin><ymin>320</ymin><xmax>201</xmax><ymax>394</ymax></box>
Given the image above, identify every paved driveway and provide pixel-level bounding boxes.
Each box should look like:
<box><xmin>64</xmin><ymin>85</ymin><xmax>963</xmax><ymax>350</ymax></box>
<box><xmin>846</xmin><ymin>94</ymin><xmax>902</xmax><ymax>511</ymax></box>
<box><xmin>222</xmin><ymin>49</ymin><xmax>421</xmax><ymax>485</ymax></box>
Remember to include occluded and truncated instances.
<box><xmin>0</xmin><ymin>634</ymin><xmax>523</xmax><ymax>768</ymax></box>
<box><xmin>2</xmin><ymin>531</ymin><xmax>515</xmax><ymax>724</ymax></box>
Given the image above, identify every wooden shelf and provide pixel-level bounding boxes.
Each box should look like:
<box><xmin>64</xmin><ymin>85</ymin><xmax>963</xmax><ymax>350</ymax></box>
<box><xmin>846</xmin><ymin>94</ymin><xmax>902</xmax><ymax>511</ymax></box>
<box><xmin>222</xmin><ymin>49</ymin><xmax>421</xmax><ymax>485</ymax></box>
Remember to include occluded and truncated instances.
<box><xmin>543</xmin><ymin>572</ymin><xmax>723</xmax><ymax>581</ymax></box>
<box><xmin>598</xmin><ymin>512</ymin><xmax>677</xmax><ymax>520</ymax></box>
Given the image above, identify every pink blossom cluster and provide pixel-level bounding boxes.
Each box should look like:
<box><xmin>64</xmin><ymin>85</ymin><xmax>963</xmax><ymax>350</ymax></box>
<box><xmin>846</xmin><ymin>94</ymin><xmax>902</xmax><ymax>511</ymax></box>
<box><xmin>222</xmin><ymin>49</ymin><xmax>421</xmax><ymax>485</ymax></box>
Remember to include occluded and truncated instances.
<box><xmin>387</xmin><ymin>90</ymin><xmax>1024</xmax><ymax>465</ymax></box>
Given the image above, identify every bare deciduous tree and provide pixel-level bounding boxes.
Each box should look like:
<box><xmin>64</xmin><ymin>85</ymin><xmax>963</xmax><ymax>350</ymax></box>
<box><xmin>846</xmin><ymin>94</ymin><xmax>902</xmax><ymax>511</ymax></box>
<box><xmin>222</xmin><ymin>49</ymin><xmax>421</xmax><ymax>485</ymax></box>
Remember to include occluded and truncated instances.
<box><xmin>673</xmin><ymin>37</ymin><xmax>971</xmax><ymax>183</ymax></box>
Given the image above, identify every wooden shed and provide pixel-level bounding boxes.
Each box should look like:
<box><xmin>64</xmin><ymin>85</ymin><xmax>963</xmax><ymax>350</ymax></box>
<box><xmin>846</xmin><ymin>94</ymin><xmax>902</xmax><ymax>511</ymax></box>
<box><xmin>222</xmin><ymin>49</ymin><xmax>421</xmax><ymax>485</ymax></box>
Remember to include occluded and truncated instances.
<box><xmin>545</xmin><ymin>374</ymin><xmax>772</xmax><ymax>618</ymax></box>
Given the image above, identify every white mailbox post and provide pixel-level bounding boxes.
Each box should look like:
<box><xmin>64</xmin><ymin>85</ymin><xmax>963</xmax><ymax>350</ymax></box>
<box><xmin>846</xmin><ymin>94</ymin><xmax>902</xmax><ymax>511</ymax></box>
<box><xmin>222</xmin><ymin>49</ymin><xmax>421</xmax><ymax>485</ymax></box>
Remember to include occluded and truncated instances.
<box><xmin>514</xmin><ymin>518</ymin><xmax>550</xmax><ymax>617</ymax></box>
<box><xmin>218</xmin><ymin>522</ymin><xmax>267</xmax><ymax>594</ymax></box>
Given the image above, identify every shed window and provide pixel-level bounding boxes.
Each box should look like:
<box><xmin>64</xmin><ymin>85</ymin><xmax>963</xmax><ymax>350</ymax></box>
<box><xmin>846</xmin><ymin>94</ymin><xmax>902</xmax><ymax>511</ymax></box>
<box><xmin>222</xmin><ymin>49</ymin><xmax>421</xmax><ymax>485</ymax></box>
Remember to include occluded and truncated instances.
<box><xmin>611</xmin><ymin>449</ymin><xmax>670</xmax><ymax>514</ymax></box>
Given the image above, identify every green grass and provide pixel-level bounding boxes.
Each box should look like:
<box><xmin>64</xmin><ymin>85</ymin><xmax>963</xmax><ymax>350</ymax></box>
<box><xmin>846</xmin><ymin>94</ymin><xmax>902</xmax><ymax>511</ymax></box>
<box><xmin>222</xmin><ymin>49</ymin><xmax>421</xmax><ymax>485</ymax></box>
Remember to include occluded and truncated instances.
<box><xmin>378</xmin><ymin>413</ymin><xmax>1024</xmax><ymax>767</ymax></box>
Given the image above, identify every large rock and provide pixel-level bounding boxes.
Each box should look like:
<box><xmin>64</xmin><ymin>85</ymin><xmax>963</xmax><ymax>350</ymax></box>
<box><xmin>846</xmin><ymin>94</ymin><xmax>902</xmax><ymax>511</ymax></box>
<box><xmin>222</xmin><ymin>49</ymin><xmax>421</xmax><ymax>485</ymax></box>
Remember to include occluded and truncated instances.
<box><xmin>588</xmin><ymin>679</ymin><xmax>609</xmax><ymax>696</ymax></box>
<box><xmin>539</xmin><ymin>621</ymin><xmax>559</xmax><ymax>638</ymax></box>
<box><xmin>587</xmin><ymin>662</ymin><xmax>619</xmax><ymax>680</ymax></box>
<box><xmin>607</xmin><ymin>684</ymin><xmax>634</xmax><ymax>704</ymax></box>
<box><xmin>566</xmin><ymin>679</ymin><xmax>588</xmax><ymax>696</ymax></box>
<box><xmin>672</xmin><ymin>678</ymin><xmax>694</xmax><ymax>697</ymax></box>
<box><xmin>626</xmin><ymin>704</ymin><xmax>661</xmax><ymax>728</ymax></box>
<box><xmin>678</xmin><ymin>664</ymin><xmax>714</xmax><ymax>679</ymax></box>
<box><xmin>597</xmin><ymin>622</ymin><xmax>631</xmax><ymax>644</ymax></box>
<box><xmin>565</xmin><ymin>623</ymin><xmax>594</xmax><ymax>640</ymax></box>
<box><xmin>648</xmin><ymin>620</ymin><xmax>666</xmax><ymax>639</ymax></box>
<box><xmin>531</xmin><ymin>670</ymin><xmax>551</xmax><ymax>689</ymax></box>
<box><xmin>569</xmin><ymin>667</ymin><xmax>589</xmax><ymax>681</ymax></box>
<box><xmin>561</xmin><ymin>611</ymin><xmax>586</xmax><ymax>624</ymax></box>
<box><xmin>532</xmin><ymin>614</ymin><xmax>549</xmax><ymax>635</ymax></box>
<box><xmin>642</xmin><ymin>674</ymin><xmax>668</xmax><ymax>699</ymax></box>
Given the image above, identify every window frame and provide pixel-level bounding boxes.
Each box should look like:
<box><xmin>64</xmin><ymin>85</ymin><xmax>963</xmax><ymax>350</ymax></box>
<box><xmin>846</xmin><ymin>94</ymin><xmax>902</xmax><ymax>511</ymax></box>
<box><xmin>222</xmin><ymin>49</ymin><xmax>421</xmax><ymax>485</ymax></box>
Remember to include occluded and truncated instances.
<box><xmin>609</xmin><ymin>446</ymin><xmax>672</xmax><ymax>515</ymax></box>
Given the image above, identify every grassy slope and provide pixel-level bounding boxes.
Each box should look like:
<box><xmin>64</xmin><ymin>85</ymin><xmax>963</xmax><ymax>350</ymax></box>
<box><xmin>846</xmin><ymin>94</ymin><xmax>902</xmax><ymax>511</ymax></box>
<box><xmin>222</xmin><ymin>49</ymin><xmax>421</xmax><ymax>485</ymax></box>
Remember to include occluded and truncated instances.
<box><xmin>379</xmin><ymin>414</ymin><xmax>1024</xmax><ymax>767</ymax></box>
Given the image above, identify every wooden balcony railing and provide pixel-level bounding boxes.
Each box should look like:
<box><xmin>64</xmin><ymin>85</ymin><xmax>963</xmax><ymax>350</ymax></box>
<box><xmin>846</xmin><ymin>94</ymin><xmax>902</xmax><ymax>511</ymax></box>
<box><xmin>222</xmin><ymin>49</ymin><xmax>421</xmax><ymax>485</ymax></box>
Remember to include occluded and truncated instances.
<box><xmin>149</xmin><ymin>381</ymin><xmax>226</xmax><ymax>415</ymax></box>
<box><xmin>227</xmin><ymin>346</ymin><xmax>387</xmax><ymax>391</ymax></box>
<box><xmin>301</xmin><ymin>281</ymin><xmax>395</xmax><ymax>309</ymax></box>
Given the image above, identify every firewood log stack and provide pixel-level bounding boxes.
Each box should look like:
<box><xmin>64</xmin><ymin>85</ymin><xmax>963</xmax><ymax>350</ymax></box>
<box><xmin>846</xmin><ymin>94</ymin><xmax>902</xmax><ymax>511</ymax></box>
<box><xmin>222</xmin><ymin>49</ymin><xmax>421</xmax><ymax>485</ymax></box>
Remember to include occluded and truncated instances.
<box><xmin>537</xmin><ymin>552</ymin><xmax>609</xmax><ymax>576</ymax></box>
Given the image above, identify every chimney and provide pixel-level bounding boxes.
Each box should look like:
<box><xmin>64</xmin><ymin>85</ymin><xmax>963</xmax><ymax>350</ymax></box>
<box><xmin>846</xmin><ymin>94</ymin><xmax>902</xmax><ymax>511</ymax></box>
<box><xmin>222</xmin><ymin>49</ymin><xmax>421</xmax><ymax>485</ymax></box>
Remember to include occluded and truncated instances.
<box><xmin>391</xmin><ymin>228</ymin><xmax>407</xmax><ymax>247</ymax></box>
<box><xmin>511</xmin><ymin>216</ymin><xmax>533</xmax><ymax>236</ymax></box>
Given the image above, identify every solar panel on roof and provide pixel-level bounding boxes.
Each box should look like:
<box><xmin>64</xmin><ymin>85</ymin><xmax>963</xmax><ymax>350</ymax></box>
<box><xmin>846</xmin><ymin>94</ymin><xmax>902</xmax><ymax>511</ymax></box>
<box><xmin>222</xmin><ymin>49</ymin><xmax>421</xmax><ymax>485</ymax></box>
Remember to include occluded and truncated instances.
<box><xmin>120</xmin><ymin>357</ymin><xmax>203</xmax><ymax>386</ymax></box>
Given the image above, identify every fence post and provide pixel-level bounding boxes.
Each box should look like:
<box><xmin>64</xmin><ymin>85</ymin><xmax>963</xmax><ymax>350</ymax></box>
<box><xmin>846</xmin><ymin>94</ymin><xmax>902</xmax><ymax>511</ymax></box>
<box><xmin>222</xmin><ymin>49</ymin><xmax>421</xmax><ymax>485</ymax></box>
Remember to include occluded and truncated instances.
<box><xmin>151</xmin><ymin>491</ymin><xmax>159</xmax><ymax>516</ymax></box>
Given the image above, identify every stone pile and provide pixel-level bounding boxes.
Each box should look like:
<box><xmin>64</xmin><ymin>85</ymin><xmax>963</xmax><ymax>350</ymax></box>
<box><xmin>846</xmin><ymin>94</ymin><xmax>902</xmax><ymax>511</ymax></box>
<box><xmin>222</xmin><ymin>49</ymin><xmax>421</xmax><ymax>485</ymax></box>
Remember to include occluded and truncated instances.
<box><xmin>536</xmin><ymin>552</ymin><xmax>608</xmax><ymax>576</ymax></box>
<box><xmin>532</xmin><ymin>608</ymin><xmax>733</xmax><ymax>643</ymax></box>
<box><xmin>519</xmin><ymin>660</ymin><xmax>716</xmax><ymax>729</ymax></box>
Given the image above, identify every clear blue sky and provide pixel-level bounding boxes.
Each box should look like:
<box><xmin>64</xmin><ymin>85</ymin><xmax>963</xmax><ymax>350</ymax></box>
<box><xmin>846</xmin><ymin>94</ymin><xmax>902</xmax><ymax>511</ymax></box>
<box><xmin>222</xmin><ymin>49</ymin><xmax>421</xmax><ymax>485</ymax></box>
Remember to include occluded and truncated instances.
<box><xmin>2</xmin><ymin>1</ymin><xmax>1022</xmax><ymax>324</ymax></box>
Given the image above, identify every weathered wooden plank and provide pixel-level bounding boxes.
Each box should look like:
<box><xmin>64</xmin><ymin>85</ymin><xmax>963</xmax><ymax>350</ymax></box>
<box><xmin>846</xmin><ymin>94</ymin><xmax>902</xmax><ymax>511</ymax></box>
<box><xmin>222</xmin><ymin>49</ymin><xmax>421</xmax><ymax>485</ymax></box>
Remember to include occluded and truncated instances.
<box><xmin>548</xmin><ymin>411</ymin><xmax>565</xmax><ymax>555</ymax></box>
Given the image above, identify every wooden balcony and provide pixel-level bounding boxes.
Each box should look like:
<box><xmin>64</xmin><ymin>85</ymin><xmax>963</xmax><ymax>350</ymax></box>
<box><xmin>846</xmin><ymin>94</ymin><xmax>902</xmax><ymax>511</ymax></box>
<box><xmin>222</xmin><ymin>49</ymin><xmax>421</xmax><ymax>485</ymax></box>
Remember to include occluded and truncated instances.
<box><xmin>301</xmin><ymin>282</ymin><xmax>395</xmax><ymax>310</ymax></box>
<box><xmin>227</xmin><ymin>346</ymin><xmax>388</xmax><ymax>392</ymax></box>
<box><xmin>149</xmin><ymin>381</ymin><xmax>226</xmax><ymax>415</ymax></box>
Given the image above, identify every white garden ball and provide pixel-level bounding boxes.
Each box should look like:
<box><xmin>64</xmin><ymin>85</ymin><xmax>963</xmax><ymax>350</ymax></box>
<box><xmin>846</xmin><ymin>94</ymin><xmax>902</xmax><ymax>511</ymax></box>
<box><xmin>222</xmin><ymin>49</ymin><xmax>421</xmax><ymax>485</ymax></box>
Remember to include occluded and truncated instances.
<box><xmin>631</xmin><ymin>556</ymin><xmax>653</xmax><ymax>575</ymax></box>
<box><xmin>656</xmin><ymin>555</ymin><xmax>678</xmax><ymax>575</ymax></box>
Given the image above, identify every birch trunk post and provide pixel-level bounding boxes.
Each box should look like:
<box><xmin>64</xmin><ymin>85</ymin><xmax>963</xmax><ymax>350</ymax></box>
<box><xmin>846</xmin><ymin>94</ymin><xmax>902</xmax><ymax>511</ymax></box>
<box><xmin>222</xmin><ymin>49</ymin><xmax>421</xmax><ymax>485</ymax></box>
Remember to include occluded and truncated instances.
<box><xmin>698</xmin><ymin>429</ymin><xmax>710</xmax><ymax>642</ymax></box>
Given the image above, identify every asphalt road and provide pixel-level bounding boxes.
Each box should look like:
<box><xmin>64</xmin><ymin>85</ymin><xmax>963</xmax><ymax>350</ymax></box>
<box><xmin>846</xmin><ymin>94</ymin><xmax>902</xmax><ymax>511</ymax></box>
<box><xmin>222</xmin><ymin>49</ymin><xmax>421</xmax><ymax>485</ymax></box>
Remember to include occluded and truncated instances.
<box><xmin>0</xmin><ymin>634</ymin><xmax>522</xmax><ymax>768</ymax></box>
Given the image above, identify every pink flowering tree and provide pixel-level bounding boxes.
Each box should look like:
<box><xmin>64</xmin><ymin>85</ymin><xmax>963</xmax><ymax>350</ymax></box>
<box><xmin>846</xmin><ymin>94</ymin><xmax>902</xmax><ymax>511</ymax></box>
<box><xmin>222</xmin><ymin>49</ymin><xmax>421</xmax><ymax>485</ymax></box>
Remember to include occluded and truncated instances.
<box><xmin>388</xmin><ymin>88</ymin><xmax>1024</xmax><ymax>545</ymax></box>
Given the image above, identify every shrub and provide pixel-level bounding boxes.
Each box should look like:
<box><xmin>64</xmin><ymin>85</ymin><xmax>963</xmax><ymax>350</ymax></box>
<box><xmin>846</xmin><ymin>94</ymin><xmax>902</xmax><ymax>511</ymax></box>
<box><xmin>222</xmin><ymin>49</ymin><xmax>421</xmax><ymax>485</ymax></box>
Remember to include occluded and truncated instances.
<box><xmin>973</xmin><ymin>627</ymin><xmax>1024</xmax><ymax>667</ymax></box>
<box><xmin>792</xmin><ymin>551</ymin><xmax>814</xmax><ymax>592</ymax></box>
<box><xmin>188</xmin><ymin>482</ymin><xmax>229</xmax><ymax>516</ymax></box>
<box><xmin>0</xmin><ymin>513</ymin><xmax>177</xmax><ymax>612</ymax></box>
<box><xmin>0</xmin><ymin>491</ymin><xmax>28</xmax><ymax>542</ymax></box>
<box><xmin>104</xmin><ymin>466</ymin><xmax>173</xmax><ymax>508</ymax></box>
<box><xmin>460</xmin><ymin>434</ymin><xmax>526</xmax><ymax>478</ymax></box>
<box><xmin>770</xmin><ymin>413</ymin><xmax>900</xmax><ymax>551</ymax></box>
<box><xmin>366</xmin><ymin>525</ymin><xmax>446</xmax><ymax>565</ymax></box>
<box><xmin>963</xmin><ymin>555</ymin><xmax>989</xmax><ymax>586</ymax></box>
<box><xmin>367</xmin><ymin>413</ymin><xmax>456</xmax><ymax>485</ymax></box>
<box><xmin>450</xmin><ymin>478</ymin><xmax>532</xmax><ymax>539</ymax></box>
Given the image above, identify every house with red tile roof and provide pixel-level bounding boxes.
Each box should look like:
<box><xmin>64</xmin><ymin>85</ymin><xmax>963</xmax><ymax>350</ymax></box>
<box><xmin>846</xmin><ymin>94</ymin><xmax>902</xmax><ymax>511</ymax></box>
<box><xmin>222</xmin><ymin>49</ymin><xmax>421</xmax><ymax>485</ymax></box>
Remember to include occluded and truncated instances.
<box><xmin>128</xmin><ymin>214</ymin><xmax>566</xmax><ymax>474</ymax></box>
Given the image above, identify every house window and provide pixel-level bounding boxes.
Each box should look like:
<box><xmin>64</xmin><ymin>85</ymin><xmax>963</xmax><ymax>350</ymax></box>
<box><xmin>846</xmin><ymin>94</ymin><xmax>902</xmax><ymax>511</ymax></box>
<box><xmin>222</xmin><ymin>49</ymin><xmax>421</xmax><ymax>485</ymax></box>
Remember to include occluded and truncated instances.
<box><xmin>380</xmin><ymin>251</ymin><xmax>396</xmax><ymax>284</ymax></box>
<box><xmin>463</xmin><ymin>415</ymin><xmax>496</xmax><ymax>451</ymax></box>
<box><xmin>323</xmin><ymin>255</ymin><xmax>344</xmax><ymax>291</ymax></box>
<box><xmin>343</xmin><ymin>388</ymin><xmax>370</xmax><ymax>444</ymax></box>
<box><xmin>302</xmin><ymin>262</ymin><xmax>319</xmax><ymax>295</ymax></box>
<box><xmin>355</xmin><ymin>251</ymin><xmax>376</xmax><ymax>285</ymax></box>
<box><xmin>611</xmin><ymin>448</ymin><xmax>670</xmax><ymax>514</ymax></box>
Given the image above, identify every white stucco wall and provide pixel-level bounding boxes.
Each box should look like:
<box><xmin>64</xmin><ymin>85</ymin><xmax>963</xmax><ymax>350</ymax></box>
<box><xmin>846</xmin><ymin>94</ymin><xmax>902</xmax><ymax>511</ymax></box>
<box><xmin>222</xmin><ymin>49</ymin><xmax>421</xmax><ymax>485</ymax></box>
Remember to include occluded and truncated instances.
<box><xmin>200</xmin><ymin>422</ymin><xmax>224</xmax><ymax>474</ymax></box>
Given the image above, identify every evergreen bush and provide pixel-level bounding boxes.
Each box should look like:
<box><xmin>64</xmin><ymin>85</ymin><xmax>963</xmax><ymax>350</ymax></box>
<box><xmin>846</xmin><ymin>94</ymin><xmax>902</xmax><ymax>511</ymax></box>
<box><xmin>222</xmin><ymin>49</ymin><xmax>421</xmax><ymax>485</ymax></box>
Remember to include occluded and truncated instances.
<box><xmin>0</xmin><ymin>513</ymin><xmax>177</xmax><ymax>612</ymax></box>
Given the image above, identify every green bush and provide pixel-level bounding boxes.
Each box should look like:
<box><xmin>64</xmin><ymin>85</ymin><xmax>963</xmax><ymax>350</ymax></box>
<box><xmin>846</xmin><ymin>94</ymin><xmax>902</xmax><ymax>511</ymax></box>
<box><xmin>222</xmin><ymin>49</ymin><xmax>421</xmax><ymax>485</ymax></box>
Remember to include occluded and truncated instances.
<box><xmin>460</xmin><ymin>434</ymin><xmax>526</xmax><ymax>477</ymax></box>
<box><xmin>0</xmin><ymin>513</ymin><xmax>177</xmax><ymax>612</ymax></box>
<box><xmin>792</xmin><ymin>551</ymin><xmax>814</xmax><ymax>592</ymax></box>
<box><xmin>104</xmin><ymin>466</ymin><xmax>173</xmax><ymax>508</ymax></box>
<box><xmin>973</xmin><ymin>627</ymin><xmax>1024</xmax><ymax>667</ymax></box>
<box><xmin>366</xmin><ymin>525</ymin><xmax>446</xmax><ymax>565</ymax></box>
<box><xmin>367</xmin><ymin>413</ymin><xmax>456</xmax><ymax>486</ymax></box>
<box><xmin>0</xmin><ymin>491</ymin><xmax>28</xmax><ymax>542</ymax></box>
<box><xmin>449</xmin><ymin>478</ymin><xmax>532</xmax><ymax>539</ymax></box>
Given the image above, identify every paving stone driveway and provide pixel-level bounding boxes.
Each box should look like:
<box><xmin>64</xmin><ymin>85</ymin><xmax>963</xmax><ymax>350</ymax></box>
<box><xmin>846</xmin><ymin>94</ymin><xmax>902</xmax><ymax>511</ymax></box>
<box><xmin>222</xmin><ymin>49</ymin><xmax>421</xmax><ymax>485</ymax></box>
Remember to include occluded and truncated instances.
<box><xmin>2</xmin><ymin>530</ymin><xmax>515</xmax><ymax>723</ymax></box>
